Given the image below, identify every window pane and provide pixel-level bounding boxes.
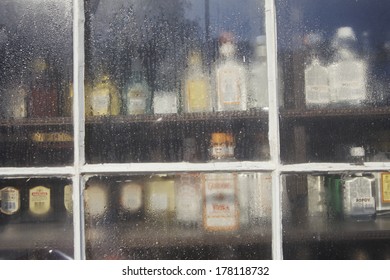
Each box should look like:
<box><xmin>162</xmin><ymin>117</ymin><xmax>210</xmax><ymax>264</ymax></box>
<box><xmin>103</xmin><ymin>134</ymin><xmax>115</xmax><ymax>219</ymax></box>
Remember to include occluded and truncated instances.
<box><xmin>85</xmin><ymin>0</ymin><xmax>269</xmax><ymax>164</ymax></box>
<box><xmin>84</xmin><ymin>172</ymin><xmax>272</xmax><ymax>259</ymax></box>
<box><xmin>282</xmin><ymin>173</ymin><xmax>390</xmax><ymax>259</ymax></box>
<box><xmin>0</xmin><ymin>177</ymin><xmax>73</xmax><ymax>260</ymax></box>
<box><xmin>277</xmin><ymin>0</ymin><xmax>390</xmax><ymax>163</ymax></box>
<box><xmin>0</xmin><ymin>0</ymin><xmax>73</xmax><ymax>167</ymax></box>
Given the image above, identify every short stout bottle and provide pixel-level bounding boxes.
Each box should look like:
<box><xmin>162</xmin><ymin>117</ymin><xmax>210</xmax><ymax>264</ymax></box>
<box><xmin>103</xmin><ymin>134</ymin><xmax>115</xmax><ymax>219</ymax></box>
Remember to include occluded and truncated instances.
<box><xmin>117</xmin><ymin>180</ymin><xmax>144</xmax><ymax>222</ymax></box>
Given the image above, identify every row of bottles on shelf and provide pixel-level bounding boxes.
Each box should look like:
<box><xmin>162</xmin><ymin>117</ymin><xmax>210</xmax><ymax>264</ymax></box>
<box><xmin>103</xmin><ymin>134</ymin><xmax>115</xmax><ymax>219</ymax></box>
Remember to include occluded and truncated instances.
<box><xmin>0</xmin><ymin>32</ymin><xmax>269</xmax><ymax>119</ymax></box>
<box><xmin>86</xmin><ymin>32</ymin><xmax>268</xmax><ymax>116</ymax></box>
<box><xmin>84</xmin><ymin>173</ymin><xmax>273</xmax><ymax>231</ymax></box>
<box><xmin>0</xmin><ymin>179</ymin><xmax>72</xmax><ymax>223</ymax></box>
<box><xmin>304</xmin><ymin>26</ymin><xmax>389</xmax><ymax>108</ymax></box>
<box><xmin>304</xmin><ymin>171</ymin><xmax>390</xmax><ymax>223</ymax></box>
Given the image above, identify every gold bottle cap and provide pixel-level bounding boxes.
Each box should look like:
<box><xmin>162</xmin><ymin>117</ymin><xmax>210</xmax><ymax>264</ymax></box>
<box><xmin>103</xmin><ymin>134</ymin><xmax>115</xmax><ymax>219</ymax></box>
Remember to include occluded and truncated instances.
<box><xmin>211</xmin><ymin>133</ymin><xmax>227</xmax><ymax>144</ymax></box>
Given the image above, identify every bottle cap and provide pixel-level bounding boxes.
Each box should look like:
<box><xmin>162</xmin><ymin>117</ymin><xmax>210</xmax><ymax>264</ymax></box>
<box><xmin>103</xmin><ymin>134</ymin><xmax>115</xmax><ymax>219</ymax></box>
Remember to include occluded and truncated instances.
<box><xmin>211</xmin><ymin>133</ymin><xmax>227</xmax><ymax>144</ymax></box>
<box><xmin>350</xmin><ymin>146</ymin><xmax>365</xmax><ymax>157</ymax></box>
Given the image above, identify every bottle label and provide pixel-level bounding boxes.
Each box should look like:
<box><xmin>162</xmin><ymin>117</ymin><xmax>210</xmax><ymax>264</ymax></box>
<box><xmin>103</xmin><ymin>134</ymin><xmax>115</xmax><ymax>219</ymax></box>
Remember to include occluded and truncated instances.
<box><xmin>150</xmin><ymin>193</ymin><xmax>168</xmax><ymax>211</ymax></box>
<box><xmin>211</xmin><ymin>144</ymin><xmax>228</xmax><ymax>159</ymax></box>
<box><xmin>176</xmin><ymin>175</ymin><xmax>201</xmax><ymax>223</ymax></box>
<box><xmin>29</xmin><ymin>186</ymin><xmax>51</xmax><ymax>215</ymax></box>
<box><xmin>127</xmin><ymin>86</ymin><xmax>146</xmax><ymax>114</ymax></box>
<box><xmin>64</xmin><ymin>184</ymin><xmax>73</xmax><ymax>214</ymax></box>
<box><xmin>85</xmin><ymin>184</ymin><xmax>108</xmax><ymax>217</ymax></box>
<box><xmin>203</xmin><ymin>173</ymin><xmax>239</xmax><ymax>231</ymax></box>
<box><xmin>0</xmin><ymin>187</ymin><xmax>20</xmax><ymax>215</ymax></box>
<box><xmin>120</xmin><ymin>183</ymin><xmax>142</xmax><ymax>212</ymax></box>
<box><xmin>186</xmin><ymin>79</ymin><xmax>208</xmax><ymax>112</ymax></box>
<box><xmin>343</xmin><ymin>177</ymin><xmax>375</xmax><ymax>216</ymax></box>
<box><xmin>381</xmin><ymin>173</ymin><xmax>390</xmax><ymax>203</ymax></box>
<box><xmin>217</xmin><ymin>67</ymin><xmax>241</xmax><ymax>106</ymax></box>
<box><xmin>92</xmin><ymin>89</ymin><xmax>110</xmax><ymax>115</ymax></box>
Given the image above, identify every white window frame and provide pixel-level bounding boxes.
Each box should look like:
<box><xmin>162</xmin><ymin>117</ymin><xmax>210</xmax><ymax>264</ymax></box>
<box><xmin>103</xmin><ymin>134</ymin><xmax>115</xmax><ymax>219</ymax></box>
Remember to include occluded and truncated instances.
<box><xmin>1</xmin><ymin>0</ymin><xmax>388</xmax><ymax>260</ymax></box>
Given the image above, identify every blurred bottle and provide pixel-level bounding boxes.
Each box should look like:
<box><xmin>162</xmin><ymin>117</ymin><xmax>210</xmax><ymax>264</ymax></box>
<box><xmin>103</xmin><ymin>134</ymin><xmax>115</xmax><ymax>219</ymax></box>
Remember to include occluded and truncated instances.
<box><xmin>326</xmin><ymin>174</ymin><xmax>343</xmax><ymax>219</ymax></box>
<box><xmin>208</xmin><ymin>132</ymin><xmax>236</xmax><ymax>161</ymax></box>
<box><xmin>124</xmin><ymin>58</ymin><xmax>151</xmax><ymax>115</ymax></box>
<box><xmin>63</xmin><ymin>184</ymin><xmax>73</xmax><ymax>218</ymax></box>
<box><xmin>215</xmin><ymin>32</ymin><xmax>247</xmax><ymax>111</ymax></box>
<box><xmin>202</xmin><ymin>172</ymin><xmax>239</xmax><ymax>231</ymax></box>
<box><xmin>84</xmin><ymin>179</ymin><xmax>111</xmax><ymax>225</ymax></box>
<box><xmin>24</xmin><ymin>181</ymin><xmax>56</xmax><ymax>223</ymax></box>
<box><xmin>248</xmin><ymin>173</ymin><xmax>272</xmax><ymax>224</ymax></box>
<box><xmin>249</xmin><ymin>35</ymin><xmax>268</xmax><ymax>110</ymax></box>
<box><xmin>88</xmin><ymin>74</ymin><xmax>121</xmax><ymax>116</ymax></box>
<box><xmin>145</xmin><ymin>175</ymin><xmax>176</xmax><ymax>227</ymax></box>
<box><xmin>329</xmin><ymin>27</ymin><xmax>367</xmax><ymax>106</ymax></box>
<box><xmin>183</xmin><ymin>51</ymin><xmax>211</xmax><ymax>113</ymax></box>
<box><xmin>374</xmin><ymin>172</ymin><xmax>390</xmax><ymax>216</ymax></box>
<box><xmin>0</xmin><ymin>186</ymin><xmax>22</xmax><ymax>223</ymax></box>
<box><xmin>117</xmin><ymin>180</ymin><xmax>144</xmax><ymax>222</ymax></box>
<box><xmin>4</xmin><ymin>82</ymin><xmax>28</xmax><ymax>118</ymax></box>
<box><xmin>29</xmin><ymin>57</ymin><xmax>59</xmax><ymax>118</ymax></box>
<box><xmin>304</xmin><ymin>32</ymin><xmax>331</xmax><ymax>107</ymax></box>
<box><xmin>307</xmin><ymin>175</ymin><xmax>328</xmax><ymax>225</ymax></box>
<box><xmin>175</xmin><ymin>173</ymin><xmax>202</xmax><ymax>228</ymax></box>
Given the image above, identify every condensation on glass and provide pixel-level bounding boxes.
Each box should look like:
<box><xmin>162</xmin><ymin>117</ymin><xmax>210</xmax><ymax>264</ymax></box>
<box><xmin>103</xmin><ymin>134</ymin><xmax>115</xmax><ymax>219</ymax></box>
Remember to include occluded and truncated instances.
<box><xmin>277</xmin><ymin>0</ymin><xmax>390</xmax><ymax>164</ymax></box>
<box><xmin>281</xmin><ymin>172</ymin><xmax>390</xmax><ymax>260</ymax></box>
<box><xmin>84</xmin><ymin>0</ymin><xmax>269</xmax><ymax>164</ymax></box>
<box><xmin>0</xmin><ymin>0</ymin><xmax>74</xmax><ymax>167</ymax></box>
<box><xmin>0</xmin><ymin>177</ymin><xmax>74</xmax><ymax>260</ymax></box>
<box><xmin>83</xmin><ymin>172</ymin><xmax>272</xmax><ymax>260</ymax></box>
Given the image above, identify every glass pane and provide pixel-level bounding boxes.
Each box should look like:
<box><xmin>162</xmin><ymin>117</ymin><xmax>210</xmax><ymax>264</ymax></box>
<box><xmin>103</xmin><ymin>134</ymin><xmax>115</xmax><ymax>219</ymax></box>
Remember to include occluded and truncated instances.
<box><xmin>282</xmin><ymin>173</ymin><xmax>390</xmax><ymax>259</ymax></box>
<box><xmin>84</xmin><ymin>172</ymin><xmax>272</xmax><ymax>259</ymax></box>
<box><xmin>85</xmin><ymin>0</ymin><xmax>269</xmax><ymax>163</ymax></box>
<box><xmin>0</xmin><ymin>177</ymin><xmax>74</xmax><ymax>260</ymax></box>
<box><xmin>0</xmin><ymin>0</ymin><xmax>73</xmax><ymax>167</ymax></box>
<box><xmin>277</xmin><ymin>0</ymin><xmax>390</xmax><ymax>163</ymax></box>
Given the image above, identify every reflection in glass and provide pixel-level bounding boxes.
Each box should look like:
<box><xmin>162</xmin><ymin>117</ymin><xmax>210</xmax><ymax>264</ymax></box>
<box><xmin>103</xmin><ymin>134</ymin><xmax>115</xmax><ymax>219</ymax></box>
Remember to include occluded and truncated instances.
<box><xmin>84</xmin><ymin>172</ymin><xmax>272</xmax><ymax>260</ymax></box>
<box><xmin>0</xmin><ymin>177</ymin><xmax>74</xmax><ymax>260</ymax></box>
<box><xmin>282</xmin><ymin>173</ymin><xmax>390</xmax><ymax>259</ymax></box>
<box><xmin>85</xmin><ymin>0</ymin><xmax>269</xmax><ymax>164</ymax></box>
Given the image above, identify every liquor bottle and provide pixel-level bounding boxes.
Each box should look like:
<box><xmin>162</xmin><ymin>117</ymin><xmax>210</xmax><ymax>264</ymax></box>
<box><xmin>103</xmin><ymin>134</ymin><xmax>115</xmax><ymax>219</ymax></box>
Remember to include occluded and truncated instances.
<box><xmin>117</xmin><ymin>180</ymin><xmax>144</xmax><ymax>222</ymax></box>
<box><xmin>174</xmin><ymin>173</ymin><xmax>202</xmax><ymax>227</ymax></box>
<box><xmin>89</xmin><ymin>74</ymin><xmax>121</xmax><ymax>116</ymax></box>
<box><xmin>124</xmin><ymin>58</ymin><xmax>151</xmax><ymax>115</ymax></box>
<box><xmin>342</xmin><ymin>172</ymin><xmax>376</xmax><ymax>221</ymax></box>
<box><xmin>0</xmin><ymin>186</ymin><xmax>22</xmax><ymax>223</ymax></box>
<box><xmin>248</xmin><ymin>173</ymin><xmax>272</xmax><ymax>224</ymax></box>
<box><xmin>237</xmin><ymin>173</ymin><xmax>251</xmax><ymax>228</ymax></box>
<box><xmin>84</xmin><ymin>179</ymin><xmax>111</xmax><ymax>225</ymax></box>
<box><xmin>208</xmin><ymin>132</ymin><xmax>236</xmax><ymax>161</ymax></box>
<box><xmin>4</xmin><ymin>82</ymin><xmax>27</xmax><ymax>118</ymax></box>
<box><xmin>145</xmin><ymin>175</ymin><xmax>176</xmax><ymax>227</ymax></box>
<box><xmin>375</xmin><ymin>172</ymin><xmax>390</xmax><ymax>216</ymax></box>
<box><xmin>25</xmin><ymin>182</ymin><xmax>55</xmax><ymax>223</ymax></box>
<box><xmin>249</xmin><ymin>35</ymin><xmax>268</xmax><ymax>110</ymax></box>
<box><xmin>202</xmin><ymin>172</ymin><xmax>239</xmax><ymax>231</ymax></box>
<box><xmin>304</xmin><ymin>33</ymin><xmax>331</xmax><ymax>107</ymax></box>
<box><xmin>328</xmin><ymin>27</ymin><xmax>367</xmax><ymax>106</ymax></box>
<box><xmin>63</xmin><ymin>184</ymin><xmax>73</xmax><ymax>218</ymax></box>
<box><xmin>215</xmin><ymin>32</ymin><xmax>248</xmax><ymax>111</ymax></box>
<box><xmin>325</xmin><ymin>174</ymin><xmax>343</xmax><ymax>219</ymax></box>
<box><xmin>183</xmin><ymin>51</ymin><xmax>211</xmax><ymax>113</ymax></box>
<box><xmin>307</xmin><ymin>175</ymin><xmax>328</xmax><ymax>226</ymax></box>
<box><xmin>29</xmin><ymin>57</ymin><xmax>59</xmax><ymax>117</ymax></box>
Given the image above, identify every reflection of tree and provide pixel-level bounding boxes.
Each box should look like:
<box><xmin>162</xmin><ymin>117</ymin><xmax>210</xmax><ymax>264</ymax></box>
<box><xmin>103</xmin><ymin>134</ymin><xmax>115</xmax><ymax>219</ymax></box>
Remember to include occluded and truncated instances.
<box><xmin>87</xmin><ymin>0</ymin><xmax>202</xmax><ymax>94</ymax></box>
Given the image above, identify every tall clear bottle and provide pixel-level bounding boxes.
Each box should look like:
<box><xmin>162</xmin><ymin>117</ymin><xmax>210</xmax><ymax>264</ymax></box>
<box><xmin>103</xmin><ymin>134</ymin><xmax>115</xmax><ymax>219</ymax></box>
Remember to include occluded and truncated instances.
<box><xmin>329</xmin><ymin>27</ymin><xmax>367</xmax><ymax>106</ymax></box>
<box><xmin>304</xmin><ymin>33</ymin><xmax>331</xmax><ymax>107</ymax></box>
<box><xmin>215</xmin><ymin>32</ymin><xmax>247</xmax><ymax>112</ymax></box>
<box><xmin>183</xmin><ymin>51</ymin><xmax>211</xmax><ymax>113</ymax></box>
<box><xmin>124</xmin><ymin>58</ymin><xmax>151</xmax><ymax>115</ymax></box>
<box><xmin>249</xmin><ymin>35</ymin><xmax>268</xmax><ymax>110</ymax></box>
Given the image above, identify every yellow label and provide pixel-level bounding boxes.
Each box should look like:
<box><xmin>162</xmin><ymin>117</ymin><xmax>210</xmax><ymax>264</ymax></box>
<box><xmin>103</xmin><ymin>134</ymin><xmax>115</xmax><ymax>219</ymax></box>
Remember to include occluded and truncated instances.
<box><xmin>186</xmin><ymin>79</ymin><xmax>208</xmax><ymax>111</ymax></box>
<box><xmin>381</xmin><ymin>173</ymin><xmax>390</xmax><ymax>203</ymax></box>
<box><xmin>29</xmin><ymin>186</ymin><xmax>51</xmax><ymax>215</ymax></box>
<box><xmin>64</xmin><ymin>184</ymin><xmax>73</xmax><ymax>214</ymax></box>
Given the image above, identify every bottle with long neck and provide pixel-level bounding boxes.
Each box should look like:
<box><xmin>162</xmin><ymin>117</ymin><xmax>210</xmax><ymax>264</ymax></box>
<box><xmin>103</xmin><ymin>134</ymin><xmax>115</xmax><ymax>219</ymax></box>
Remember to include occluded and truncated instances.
<box><xmin>183</xmin><ymin>51</ymin><xmax>211</xmax><ymax>113</ymax></box>
<box><xmin>329</xmin><ymin>27</ymin><xmax>367</xmax><ymax>106</ymax></box>
<box><xmin>215</xmin><ymin>32</ymin><xmax>247</xmax><ymax>112</ymax></box>
<box><xmin>124</xmin><ymin>58</ymin><xmax>151</xmax><ymax>115</ymax></box>
<box><xmin>304</xmin><ymin>33</ymin><xmax>330</xmax><ymax>107</ymax></box>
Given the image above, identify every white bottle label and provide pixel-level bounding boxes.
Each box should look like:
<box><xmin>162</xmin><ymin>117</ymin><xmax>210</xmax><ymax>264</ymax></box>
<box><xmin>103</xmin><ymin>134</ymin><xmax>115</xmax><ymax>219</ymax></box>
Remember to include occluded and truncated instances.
<box><xmin>127</xmin><ymin>85</ymin><xmax>146</xmax><ymax>114</ymax></box>
<box><xmin>92</xmin><ymin>89</ymin><xmax>110</xmax><ymax>115</ymax></box>
<box><xmin>176</xmin><ymin>175</ymin><xmax>201</xmax><ymax>223</ymax></box>
<box><xmin>29</xmin><ymin>186</ymin><xmax>51</xmax><ymax>215</ymax></box>
<box><xmin>203</xmin><ymin>173</ymin><xmax>239</xmax><ymax>231</ymax></box>
<box><xmin>1</xmin><ymin>187</ymin><xmax>20</xmax><ymax>215</ymax></box>
<box><xmin>85</xmin><ymin>184</ymin><xmax>108</xmax><ymax>217</ymax></box>
<box><xmin>120</xmin><ymin>183</ymin><xmax>142</xmax><ymax>212</ymax></box>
